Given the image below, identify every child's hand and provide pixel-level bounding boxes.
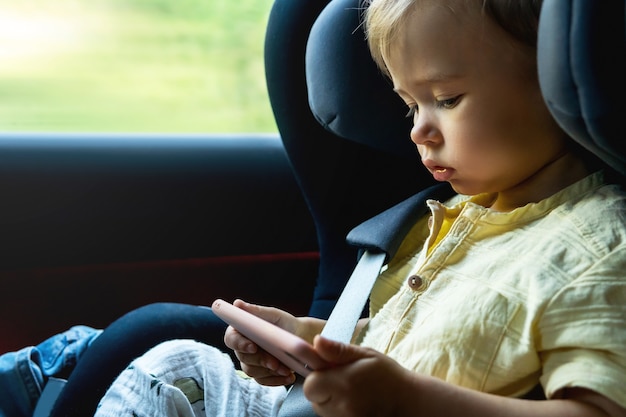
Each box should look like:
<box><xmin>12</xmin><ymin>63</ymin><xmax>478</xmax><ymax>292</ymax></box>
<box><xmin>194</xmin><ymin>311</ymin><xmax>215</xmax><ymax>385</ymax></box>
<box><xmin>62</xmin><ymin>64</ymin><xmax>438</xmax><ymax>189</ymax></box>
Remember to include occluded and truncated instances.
<box><xmin>222</xmin><ymin>299</ymin><xmax>298</xmax><ymax>386</ymax></box>
<box><xmin>304</xmin><ymin>335</ymin><xmax>414</xmax><ymax>417</ymax></box>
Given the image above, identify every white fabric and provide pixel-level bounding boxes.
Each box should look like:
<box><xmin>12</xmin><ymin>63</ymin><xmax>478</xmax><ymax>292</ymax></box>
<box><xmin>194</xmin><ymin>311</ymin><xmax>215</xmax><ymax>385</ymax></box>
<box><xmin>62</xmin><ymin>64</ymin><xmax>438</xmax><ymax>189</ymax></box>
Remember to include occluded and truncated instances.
<box><xmin>94</xmin><ymin>340</ymin><xmax>287</xmax><ymax>417</ymax></box>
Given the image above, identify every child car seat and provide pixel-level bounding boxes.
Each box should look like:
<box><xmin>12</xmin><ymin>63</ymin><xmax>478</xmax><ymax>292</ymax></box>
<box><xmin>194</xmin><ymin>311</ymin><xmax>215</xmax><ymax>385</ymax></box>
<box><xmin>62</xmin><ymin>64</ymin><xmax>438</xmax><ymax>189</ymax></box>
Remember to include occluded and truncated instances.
<box><xmin>36</xmin><ymin>0</ymin><xmax>625</xmax><ymax>415</ymax></box>
<box><xmin>38</xmin><ymin>1</ymin><xmax>435</xmax><ymax>415</ymax></box>
<box><xmin>537</xmin><ymin>0</ymin><xmax>625</xmax><ymax>175</ymax></box>
<box><xmin>264</xmin><ymin>0</ymin><xmax>438</xmax><ymax>320</ymax></box>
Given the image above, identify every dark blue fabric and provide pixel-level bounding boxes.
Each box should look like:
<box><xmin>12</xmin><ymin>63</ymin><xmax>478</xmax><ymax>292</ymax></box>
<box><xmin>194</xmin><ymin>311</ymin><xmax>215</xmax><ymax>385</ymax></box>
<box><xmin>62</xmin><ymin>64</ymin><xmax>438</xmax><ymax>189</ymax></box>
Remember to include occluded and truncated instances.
<box><xmin>306</xmin><ymin>0</ymin><xmax>415</xmax><ymax>158</ymax></box>
<box><xmin>48</xmin><ymin>303</ymin><xmax>227</xmax><ymax>417</ymax></box>
<box><xmin>266</xmin><ymin>0</ymin><xmax>435</xmax><ymax>319</ymax></box>
<box><xmin>538</xmin><ymin>0</ymin><xmax>625</xmax><ymax>175</ymax></box>
<box><xmin>347</xmin><ymin>183</ymin><xmax>455</xmax><ymax>261</ymax></box>
<box><xmin>0</xmin><ymin>326</ymin><xmax>101</xmax><ymax>417</ymax></box>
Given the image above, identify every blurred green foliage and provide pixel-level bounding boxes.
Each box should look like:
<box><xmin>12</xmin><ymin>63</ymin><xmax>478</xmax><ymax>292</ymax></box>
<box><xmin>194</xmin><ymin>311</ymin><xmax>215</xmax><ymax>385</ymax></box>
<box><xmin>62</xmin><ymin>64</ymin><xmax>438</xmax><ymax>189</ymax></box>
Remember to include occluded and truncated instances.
<box><xmin>0</xmin><ymin>0</ymin><xmax>277</xmax><ymax>133</ymax></box>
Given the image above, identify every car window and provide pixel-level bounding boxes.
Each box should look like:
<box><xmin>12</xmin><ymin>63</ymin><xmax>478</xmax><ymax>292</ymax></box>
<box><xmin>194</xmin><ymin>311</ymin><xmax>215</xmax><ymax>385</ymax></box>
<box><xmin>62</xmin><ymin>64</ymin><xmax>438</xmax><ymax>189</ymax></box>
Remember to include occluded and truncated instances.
<box><xmin>0</xmin><ymin>0</ymin><xmax>276</xmax><ymax>133</ymax></box>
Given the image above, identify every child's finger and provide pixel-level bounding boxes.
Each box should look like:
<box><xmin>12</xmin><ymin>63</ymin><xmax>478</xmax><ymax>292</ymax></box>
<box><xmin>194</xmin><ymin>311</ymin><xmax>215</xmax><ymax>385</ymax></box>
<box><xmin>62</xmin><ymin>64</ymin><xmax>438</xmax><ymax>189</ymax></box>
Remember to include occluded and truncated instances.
<box><xmin>312</xmin><ymin>335</ymin><xmax>373</xmax><ymax>365</ymax></box>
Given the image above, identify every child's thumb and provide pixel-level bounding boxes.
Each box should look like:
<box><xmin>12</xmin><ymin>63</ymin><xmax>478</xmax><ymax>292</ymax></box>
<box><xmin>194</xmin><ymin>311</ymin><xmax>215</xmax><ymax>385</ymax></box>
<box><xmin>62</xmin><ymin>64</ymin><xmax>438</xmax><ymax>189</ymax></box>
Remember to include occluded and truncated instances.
<box><xmin>313</xmin><ymin>335</ymin><xmax>369</xmax><ymax>365</ymax></box>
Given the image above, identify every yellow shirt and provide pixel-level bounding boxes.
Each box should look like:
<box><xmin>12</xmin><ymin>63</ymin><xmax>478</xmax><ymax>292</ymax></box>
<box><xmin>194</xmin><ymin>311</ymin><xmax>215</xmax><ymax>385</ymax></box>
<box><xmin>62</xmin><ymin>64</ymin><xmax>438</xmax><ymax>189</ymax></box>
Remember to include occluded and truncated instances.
<box><xmin>357</xmin><ymin>171</ymin><xmax>626</xmax><ymax>407</ymax></box>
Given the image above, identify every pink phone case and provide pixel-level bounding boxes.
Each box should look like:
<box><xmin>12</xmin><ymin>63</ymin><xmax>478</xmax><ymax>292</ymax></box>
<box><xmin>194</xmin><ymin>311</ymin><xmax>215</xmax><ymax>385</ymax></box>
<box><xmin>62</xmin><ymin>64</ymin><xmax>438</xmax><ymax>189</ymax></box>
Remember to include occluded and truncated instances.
<box><xmin>212</xmin><ymin>299</ymin><xmax>329</xmax><ymax>377</ymax></box>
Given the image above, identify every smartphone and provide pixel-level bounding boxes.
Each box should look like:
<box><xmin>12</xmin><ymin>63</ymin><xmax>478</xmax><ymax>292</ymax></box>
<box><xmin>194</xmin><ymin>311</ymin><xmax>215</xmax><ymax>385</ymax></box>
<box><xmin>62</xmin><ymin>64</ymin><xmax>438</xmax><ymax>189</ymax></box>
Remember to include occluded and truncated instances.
<box><xmin>212</xmin><ymin>299</ymin><xmax>329</xmax><ymax>377</ymax></box>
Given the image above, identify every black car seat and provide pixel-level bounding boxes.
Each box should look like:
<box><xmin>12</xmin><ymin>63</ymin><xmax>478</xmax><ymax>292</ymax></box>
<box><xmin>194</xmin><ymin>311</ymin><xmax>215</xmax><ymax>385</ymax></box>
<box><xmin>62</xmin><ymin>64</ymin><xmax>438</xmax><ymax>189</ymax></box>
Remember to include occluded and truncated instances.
<box><xmin>537</xmin><ymin>0</ymin><xmax>624</xmax><ymax>175</ymax></box>
<box><xmin>41</xmin><ymin>0</ymin><xmax>625</xmax><ymax>415</ymax></box>
<box><xmin>41</xmin><ymin>1</ymin><xmax>434</xmax><ymax>415</ymax></box>
<box><xmin>264</xmin><ymin>0</ymin><xmax>437</xmax><ymax>320</ymax></box>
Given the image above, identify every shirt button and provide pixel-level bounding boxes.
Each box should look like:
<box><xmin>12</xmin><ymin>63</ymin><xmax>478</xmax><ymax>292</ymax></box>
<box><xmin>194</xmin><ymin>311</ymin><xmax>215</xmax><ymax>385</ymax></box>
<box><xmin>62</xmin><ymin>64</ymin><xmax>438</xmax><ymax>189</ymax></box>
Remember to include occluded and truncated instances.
<box><xmin>408</xmin><ymin>275</ymin><xmax>426</xmax><ymax>291</ymax></box>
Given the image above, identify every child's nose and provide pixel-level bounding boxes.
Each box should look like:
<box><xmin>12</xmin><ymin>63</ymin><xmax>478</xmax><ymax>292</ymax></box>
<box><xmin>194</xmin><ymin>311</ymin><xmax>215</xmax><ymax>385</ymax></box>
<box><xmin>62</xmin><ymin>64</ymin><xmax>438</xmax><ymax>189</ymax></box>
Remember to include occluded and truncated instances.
<box><xmin>410</xmin><ymin>112</ymin><xmax>441</xmax><ymax>146</ymax></box>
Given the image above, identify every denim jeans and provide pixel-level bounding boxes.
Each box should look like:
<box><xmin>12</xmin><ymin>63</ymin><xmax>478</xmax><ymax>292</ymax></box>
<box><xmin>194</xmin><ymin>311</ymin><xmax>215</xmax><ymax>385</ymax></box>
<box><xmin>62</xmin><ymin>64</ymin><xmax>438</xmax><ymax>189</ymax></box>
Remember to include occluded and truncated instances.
<box><xmin>0</xmin><ymin>326</ymin><xmax>102</xmax><ymax>417</ymax></box>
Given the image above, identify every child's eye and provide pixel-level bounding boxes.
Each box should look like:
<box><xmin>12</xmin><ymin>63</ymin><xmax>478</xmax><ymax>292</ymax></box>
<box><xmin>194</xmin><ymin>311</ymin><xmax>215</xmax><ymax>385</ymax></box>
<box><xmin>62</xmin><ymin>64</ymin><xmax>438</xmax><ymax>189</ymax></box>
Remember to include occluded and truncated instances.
<box><xmin>405</xmin><ymin>105</ymin><xmax>418</xmax><ymax>118</ymax></box>
<box><xmin>436</xmin><ymin>96</ymin><xmax>461</xmax><ymax>109</ymax></box>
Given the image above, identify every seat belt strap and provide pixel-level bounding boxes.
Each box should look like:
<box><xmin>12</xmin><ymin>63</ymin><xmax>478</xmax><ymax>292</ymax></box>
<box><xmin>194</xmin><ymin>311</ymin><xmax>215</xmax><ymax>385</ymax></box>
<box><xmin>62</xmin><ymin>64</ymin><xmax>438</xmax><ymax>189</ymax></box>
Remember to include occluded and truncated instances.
<box><xmin>33</xmin><ymin>377</ymin><xmax>67</xmax><ymax>417</ymax></box>
<box><xmin>320</xmin><ymin>251</ymin><xmax>386</xmax><ymax>343</ymax></box>
<box><xmin>278</xmin><ymin>249</ymin><xmax>385</xmax><ymax>417</ymax></box>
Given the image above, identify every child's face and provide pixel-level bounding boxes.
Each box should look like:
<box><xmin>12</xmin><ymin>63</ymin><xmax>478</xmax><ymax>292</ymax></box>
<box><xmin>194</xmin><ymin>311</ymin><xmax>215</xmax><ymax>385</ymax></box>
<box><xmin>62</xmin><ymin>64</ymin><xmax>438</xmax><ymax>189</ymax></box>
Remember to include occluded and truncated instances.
<box><xmin>386</xmin><ymin>3</ymin><xmax>569</xmax><ymax>198</ymax></box>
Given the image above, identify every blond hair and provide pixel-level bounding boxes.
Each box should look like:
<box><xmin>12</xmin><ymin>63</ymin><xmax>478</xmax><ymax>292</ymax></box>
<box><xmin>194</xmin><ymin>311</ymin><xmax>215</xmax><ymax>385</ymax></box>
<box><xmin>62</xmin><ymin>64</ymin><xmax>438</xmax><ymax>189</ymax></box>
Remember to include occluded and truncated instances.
<box><xmin>363</xmin><ymin>0</ymin><xmax>542</xmax><ymax>77</ymax></box>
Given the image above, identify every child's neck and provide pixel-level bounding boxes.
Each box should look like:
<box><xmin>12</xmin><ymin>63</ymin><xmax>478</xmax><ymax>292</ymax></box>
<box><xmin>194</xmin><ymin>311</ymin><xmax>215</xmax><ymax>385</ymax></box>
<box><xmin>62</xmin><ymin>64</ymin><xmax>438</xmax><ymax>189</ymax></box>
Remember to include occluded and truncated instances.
<box><xmin>489</xmin><ymin>151</ymin><xmax>590</xmax><ymax>212</ymax></box>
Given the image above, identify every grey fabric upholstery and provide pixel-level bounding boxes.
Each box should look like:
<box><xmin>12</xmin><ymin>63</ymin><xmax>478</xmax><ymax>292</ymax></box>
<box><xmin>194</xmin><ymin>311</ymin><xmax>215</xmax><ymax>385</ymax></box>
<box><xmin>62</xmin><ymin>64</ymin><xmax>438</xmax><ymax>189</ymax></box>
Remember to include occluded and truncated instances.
<box><xmin>538</xmin><ymin>0</ymin><xmax>625</xmax><ymax>175</ymax></box>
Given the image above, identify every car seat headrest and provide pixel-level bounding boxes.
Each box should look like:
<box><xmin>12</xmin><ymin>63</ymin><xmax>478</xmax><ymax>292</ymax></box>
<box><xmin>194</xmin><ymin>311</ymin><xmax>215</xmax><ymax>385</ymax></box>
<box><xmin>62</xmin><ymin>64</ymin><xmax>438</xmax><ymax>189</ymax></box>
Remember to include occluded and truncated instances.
<box><xmin>305</xmin><ymin>0</ymin><xmax>416</xmax><ymax>158</ymax></box>
<box><xmin>538</xmin><ymin>0</ymin><xmax>625</xmax><ymax>175</ymax></box>
<box><xmin>307</xmin><ymin>0</ymin><xmax>625</xmax><ymax>175</ymax></box>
